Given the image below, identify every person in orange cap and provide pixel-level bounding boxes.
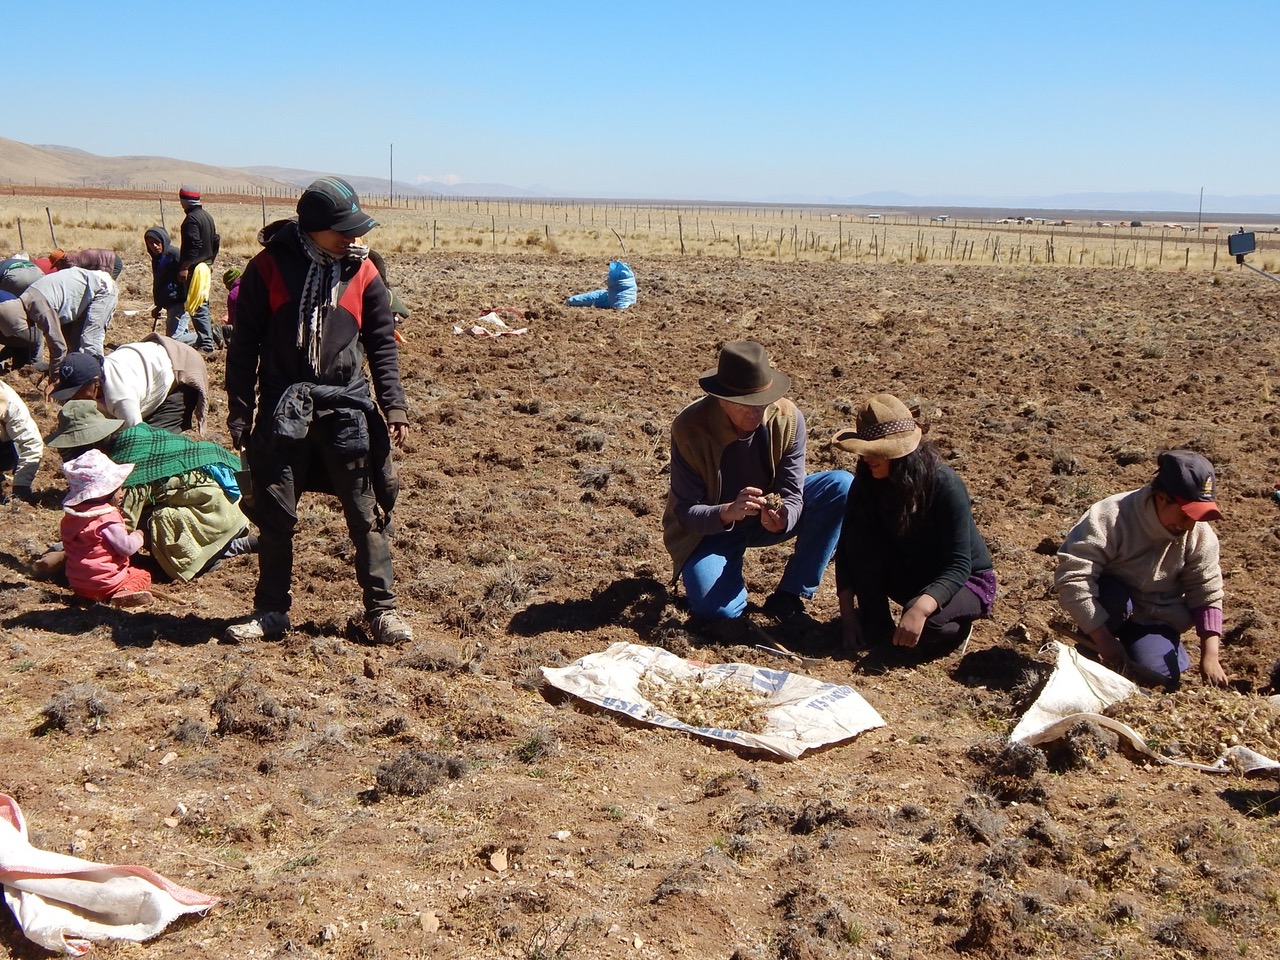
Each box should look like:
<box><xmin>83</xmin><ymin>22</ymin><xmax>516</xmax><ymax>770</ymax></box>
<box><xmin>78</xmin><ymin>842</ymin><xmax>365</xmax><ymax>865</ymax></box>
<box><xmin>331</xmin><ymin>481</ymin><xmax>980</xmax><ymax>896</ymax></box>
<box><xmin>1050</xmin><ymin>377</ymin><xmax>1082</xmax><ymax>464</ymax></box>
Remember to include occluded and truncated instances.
<box><xmin>1056</xmin><ymin>450</ymin><xmax>1229</xmax><ymax>687</ymax></box>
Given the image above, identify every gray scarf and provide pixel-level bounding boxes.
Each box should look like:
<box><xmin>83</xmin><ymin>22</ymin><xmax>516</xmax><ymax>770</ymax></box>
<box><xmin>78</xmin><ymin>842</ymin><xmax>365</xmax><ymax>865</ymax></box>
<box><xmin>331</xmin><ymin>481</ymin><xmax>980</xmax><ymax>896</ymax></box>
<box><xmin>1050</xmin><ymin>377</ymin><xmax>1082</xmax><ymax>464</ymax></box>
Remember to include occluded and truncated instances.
<box><xmin>296</xmin><ymin>231</ymin><xmax>371</xmax><ymax>375</ymax></box>
<box><xmin>297</xmin><ymin>230</ymin><xmax>338</xmax><ymax>375</ymax></box>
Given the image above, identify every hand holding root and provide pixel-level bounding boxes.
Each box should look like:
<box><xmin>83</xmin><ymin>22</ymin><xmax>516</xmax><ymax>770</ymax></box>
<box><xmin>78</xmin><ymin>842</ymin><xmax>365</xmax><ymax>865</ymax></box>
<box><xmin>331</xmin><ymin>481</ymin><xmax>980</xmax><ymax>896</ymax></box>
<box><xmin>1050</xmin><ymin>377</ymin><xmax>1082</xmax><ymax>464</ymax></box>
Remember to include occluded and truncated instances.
<box><xmin>721</xmin><ymin>487</ymin><xmax>765</xmax><ymax>525</ymax></box>
<box><xmin>760</xmin><ymin>491</ymin><xmax>786</xmax><ymax>533</ymax></box>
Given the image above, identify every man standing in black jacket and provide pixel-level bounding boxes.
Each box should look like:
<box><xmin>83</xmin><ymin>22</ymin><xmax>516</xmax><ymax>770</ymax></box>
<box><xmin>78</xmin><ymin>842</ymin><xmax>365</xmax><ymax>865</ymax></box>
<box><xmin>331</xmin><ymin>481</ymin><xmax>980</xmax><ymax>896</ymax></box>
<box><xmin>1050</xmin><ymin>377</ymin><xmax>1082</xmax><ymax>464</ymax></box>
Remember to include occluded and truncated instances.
<box><xmin>177</xmin><ymin>186</ymin><xmax>219</xmax><ymax>354</ymax></box>
<box><xmin>223</xmin><ymin>177</ymin><xmax>413</xmax><ymax>645</ymax></box>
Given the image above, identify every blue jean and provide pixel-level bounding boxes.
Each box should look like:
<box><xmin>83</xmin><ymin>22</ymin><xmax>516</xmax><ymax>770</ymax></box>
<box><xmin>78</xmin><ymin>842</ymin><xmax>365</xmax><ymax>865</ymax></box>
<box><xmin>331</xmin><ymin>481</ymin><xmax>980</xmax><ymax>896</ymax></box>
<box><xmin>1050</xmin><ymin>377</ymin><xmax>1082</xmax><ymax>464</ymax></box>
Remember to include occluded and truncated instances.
<box><xmin>165</xmin><ymin>306</ymin><xmax>197</xmax><ymax>346</ymax></box>
<box><xmin>190</xmin><ymin>301</ymin><xmax>216</xmax><ymax>352</ymax></box>
<box><xmin>1098</xmin><ymin>575</ymin><xmax>1191</xmax><ymax>684</ymax></box>
<box><xmin>682</xmin><ymin>470</ymin><xmax>852</xmax><ymax>620</ymax></box>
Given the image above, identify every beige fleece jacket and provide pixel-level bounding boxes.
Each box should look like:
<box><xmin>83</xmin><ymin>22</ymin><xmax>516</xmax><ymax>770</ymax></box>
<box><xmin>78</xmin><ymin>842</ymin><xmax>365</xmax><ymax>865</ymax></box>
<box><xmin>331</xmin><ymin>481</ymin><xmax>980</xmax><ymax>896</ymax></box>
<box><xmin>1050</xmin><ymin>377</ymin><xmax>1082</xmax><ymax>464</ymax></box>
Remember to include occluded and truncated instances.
<box><xmin>1055</xmin><ymin>485</ymin><xmax>1223</xmax><ymax>635</ymax></box>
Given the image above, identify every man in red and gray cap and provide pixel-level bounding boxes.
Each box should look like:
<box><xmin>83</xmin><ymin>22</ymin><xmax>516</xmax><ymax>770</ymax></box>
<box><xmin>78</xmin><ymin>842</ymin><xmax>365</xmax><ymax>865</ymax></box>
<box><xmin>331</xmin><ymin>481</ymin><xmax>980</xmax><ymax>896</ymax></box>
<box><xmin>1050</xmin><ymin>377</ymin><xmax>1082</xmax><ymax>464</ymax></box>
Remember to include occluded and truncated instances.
<box><xmin>1055</xmin><ymin>450</ymin><xmax>1229</xmax><ymax>688</ymax></box>
<box><xmin>176</xmin><ymin>186</ymin><xmax>220</xmax><ymax>354</ymax></box>
<box><xmin>224</xmin><ymin>176</ymin><xmax>412</xmax><ymax>645</ymax></box>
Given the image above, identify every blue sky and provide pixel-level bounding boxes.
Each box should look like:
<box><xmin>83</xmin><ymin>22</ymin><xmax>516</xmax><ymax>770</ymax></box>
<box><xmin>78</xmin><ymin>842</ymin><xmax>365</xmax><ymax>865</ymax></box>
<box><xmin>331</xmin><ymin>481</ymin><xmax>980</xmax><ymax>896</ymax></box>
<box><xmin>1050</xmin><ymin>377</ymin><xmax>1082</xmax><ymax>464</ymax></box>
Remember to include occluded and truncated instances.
<box><xmin>3</xmin><ymin>1</ymin><xmax>1275</xmax><ymax>204</ymax></box>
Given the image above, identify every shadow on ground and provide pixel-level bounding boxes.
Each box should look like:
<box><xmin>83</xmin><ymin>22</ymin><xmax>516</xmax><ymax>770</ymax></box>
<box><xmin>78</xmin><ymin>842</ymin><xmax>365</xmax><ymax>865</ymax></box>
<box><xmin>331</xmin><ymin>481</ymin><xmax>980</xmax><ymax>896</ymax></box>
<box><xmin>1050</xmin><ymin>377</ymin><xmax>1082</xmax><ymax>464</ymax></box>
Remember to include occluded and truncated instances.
<box><xmin>508</xmin><ymin>576</ymin><xmax>672</xmax><ymax>636</ymax></box>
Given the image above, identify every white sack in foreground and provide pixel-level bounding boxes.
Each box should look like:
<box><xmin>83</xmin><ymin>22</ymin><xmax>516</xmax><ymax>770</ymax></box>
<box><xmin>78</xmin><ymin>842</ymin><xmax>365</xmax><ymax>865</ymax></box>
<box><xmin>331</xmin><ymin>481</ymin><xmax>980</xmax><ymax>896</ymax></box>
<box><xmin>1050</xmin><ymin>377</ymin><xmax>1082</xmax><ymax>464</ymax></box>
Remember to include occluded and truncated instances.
<box><xmin>542</xmin><ymin>642</ymin><xmax>884</xmax><ymax>760</ymax></box>
<box><xmin>0</xmin><ymin>794</ymin><xmax>219</xmax><ymax>956</ymax></box>
<box><xmin>1011</xmin><ymin>642</ymin><xmax>1280</xmax><ymax>777</ymax></box>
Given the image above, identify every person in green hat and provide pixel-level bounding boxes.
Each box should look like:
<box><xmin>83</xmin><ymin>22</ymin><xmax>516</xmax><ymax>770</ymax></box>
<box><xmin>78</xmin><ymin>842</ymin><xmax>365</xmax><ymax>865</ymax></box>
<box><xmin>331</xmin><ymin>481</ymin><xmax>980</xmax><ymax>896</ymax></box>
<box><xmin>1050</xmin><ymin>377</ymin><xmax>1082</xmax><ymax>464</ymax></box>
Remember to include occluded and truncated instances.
<box><xmin>43</xmin><ymin>400</ymin><xmax>254</xmax><ymax>583</ymax></box>
<box><xmin>219</xmin><ymin>266</ymin><xmax>241</xmax><ymax>349</ymax></box>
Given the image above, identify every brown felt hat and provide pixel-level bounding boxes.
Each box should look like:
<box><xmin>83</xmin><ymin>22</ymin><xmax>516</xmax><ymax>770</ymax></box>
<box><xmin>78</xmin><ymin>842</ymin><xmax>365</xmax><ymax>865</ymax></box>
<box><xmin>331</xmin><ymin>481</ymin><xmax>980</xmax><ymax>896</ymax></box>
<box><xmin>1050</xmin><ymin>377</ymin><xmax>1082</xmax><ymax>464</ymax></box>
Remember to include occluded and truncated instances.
<box><xmin>831</xmin><ymin>393</ymin><xmax>923</xmax><ymax>459</ymax></box>
<box><xmin>698</xmin><ymin>341</ymin><xmax>790</xmax><ymax>406</ymax></box>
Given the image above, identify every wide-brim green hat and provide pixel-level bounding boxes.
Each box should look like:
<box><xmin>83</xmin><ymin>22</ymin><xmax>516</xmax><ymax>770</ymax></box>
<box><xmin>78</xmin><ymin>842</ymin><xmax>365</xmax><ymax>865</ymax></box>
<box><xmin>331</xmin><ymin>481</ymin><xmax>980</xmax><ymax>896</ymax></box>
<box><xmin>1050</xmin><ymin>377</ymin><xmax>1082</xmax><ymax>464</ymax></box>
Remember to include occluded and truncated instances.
<box><xmin>44</xmin><ymin>399</ymin><xmax>124</xmax><ymax>449</ymax></box>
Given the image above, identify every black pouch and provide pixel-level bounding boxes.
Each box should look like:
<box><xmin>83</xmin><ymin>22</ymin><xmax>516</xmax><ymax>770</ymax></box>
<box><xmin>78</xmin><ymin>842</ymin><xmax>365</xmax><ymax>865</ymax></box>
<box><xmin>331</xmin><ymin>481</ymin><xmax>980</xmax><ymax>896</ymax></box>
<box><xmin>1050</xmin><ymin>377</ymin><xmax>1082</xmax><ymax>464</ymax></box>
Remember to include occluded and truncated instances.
<box><xmin>326</xmin><ymin>407</ymin><xmax>371</xmax><ymax>459</ymax></box>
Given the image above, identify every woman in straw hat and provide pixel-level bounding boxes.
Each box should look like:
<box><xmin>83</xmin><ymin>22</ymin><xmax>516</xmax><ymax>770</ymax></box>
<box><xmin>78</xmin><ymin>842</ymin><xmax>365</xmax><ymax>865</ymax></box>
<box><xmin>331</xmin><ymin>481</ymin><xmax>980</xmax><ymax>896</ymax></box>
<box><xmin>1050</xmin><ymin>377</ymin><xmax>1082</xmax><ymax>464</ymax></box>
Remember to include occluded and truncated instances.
<box><xmin>662</xmin><ymin>341</ymin><xmax>852</xmax><ymax>632</ymax></box>
<box><xmin>831</xmin><ymin>394</ymin><xmax>995</xmax><ymax>654</ymax></box>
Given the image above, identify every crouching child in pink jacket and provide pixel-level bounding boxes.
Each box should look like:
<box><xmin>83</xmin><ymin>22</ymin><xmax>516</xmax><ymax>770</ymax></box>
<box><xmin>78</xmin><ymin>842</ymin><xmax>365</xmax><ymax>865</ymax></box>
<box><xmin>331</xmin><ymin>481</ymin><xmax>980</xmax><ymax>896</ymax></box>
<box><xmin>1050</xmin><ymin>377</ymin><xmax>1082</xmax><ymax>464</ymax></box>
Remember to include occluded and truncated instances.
<box><xmin>60</xmin><ymin>449</ymin><xmax>153</xmax><ymax>607</ymax></box>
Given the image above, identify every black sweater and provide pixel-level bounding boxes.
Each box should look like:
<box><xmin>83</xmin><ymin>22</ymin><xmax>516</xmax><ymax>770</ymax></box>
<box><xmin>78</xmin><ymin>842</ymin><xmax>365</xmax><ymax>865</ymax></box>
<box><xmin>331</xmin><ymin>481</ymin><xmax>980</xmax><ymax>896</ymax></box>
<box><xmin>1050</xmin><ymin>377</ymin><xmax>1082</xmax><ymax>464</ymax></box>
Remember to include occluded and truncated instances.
<box><xmin>835</xmin><ymin>462</ymin><xmax>991</xmax><ymax>607</ymax></box>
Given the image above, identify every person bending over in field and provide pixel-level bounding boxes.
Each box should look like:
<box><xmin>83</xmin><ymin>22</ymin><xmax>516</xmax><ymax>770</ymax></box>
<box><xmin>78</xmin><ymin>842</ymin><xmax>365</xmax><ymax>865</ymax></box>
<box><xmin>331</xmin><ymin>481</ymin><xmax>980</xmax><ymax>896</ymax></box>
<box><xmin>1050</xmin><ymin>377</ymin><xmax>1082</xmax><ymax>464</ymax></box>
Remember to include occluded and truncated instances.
<box><xmin>1055</xmin><ymin>450</ymin><xmax>1229</xmax><ymax>689</ymax></box>
<box><xmin>51</xmin><ymin>335</ymin><xmax>210</xmax><ymax>434</ymax></box>
<box><xmin>1</xmin><ymin>266</ymin><xmax>118</xmax><ymax>376</ymax></box>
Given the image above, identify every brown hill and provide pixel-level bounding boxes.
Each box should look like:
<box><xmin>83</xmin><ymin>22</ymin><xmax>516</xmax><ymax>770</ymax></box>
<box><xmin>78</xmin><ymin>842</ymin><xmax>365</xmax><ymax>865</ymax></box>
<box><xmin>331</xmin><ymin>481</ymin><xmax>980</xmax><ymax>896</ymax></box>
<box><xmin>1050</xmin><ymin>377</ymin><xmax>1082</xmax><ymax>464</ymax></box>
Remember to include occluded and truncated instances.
<box><xmin>0</xmin><ymin>136</ymin><xmax>289</xmax><ymax>193</ymax></box>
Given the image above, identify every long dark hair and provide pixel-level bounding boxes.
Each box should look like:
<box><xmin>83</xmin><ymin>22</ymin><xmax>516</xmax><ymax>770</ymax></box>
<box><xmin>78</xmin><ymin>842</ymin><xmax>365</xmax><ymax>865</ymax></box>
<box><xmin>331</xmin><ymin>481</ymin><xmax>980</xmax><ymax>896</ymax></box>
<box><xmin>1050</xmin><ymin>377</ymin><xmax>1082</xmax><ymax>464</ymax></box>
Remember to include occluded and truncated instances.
<box><xmin>854</xmin><ymin>441</ymin><xmax>940</xmax><ymax>536</ymax></box>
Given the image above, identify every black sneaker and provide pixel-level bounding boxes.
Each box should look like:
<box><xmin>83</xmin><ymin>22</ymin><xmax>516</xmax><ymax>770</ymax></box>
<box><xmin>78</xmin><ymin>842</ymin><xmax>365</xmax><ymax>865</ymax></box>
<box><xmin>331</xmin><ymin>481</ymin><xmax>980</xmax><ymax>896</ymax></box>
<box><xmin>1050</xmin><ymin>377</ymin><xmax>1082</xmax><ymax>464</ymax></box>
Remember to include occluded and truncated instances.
<box><xmin>223</xmin><ymin>534</ymin><xmax>259</xmax><ymax>557</ymax></box>
<box><xmin>686</xmin><ymin>615</ymin><xmax>753</xmax><ymax>646</ymax></box>
<box><xmin>762</xmin><ymin>590</ymin><xmax>805</xmax><ymax>623</ymax></box>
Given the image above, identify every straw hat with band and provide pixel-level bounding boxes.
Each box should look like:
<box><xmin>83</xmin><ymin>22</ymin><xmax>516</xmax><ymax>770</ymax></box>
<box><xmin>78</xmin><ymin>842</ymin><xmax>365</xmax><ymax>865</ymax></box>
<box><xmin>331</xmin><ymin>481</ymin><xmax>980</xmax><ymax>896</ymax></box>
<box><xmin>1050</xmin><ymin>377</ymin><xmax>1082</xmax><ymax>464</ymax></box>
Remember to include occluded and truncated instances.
<box><xmin>831</xmin><ymin>393</ymin><xmax>922</xmax><ymax>460</ymax></box>
<box><xmin>698</xmin><ymin>341</ymin><xmax>790</xmax><ymax>406</ymax></box>
<box><xmin>45</xmin><ymin>400</ymin><xmax>125</xmax><ymax>450</ymax></box>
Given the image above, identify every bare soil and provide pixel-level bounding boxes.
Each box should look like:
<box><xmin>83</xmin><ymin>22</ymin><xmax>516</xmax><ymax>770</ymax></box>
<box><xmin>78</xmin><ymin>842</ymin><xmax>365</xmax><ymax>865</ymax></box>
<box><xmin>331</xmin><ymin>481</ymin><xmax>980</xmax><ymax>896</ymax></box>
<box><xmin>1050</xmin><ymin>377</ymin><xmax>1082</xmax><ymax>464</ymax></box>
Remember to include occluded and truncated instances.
<box><xmin>2</xmin><ymin>252</ymin><xmax>1280</xmax><ymax>960</ymax></box>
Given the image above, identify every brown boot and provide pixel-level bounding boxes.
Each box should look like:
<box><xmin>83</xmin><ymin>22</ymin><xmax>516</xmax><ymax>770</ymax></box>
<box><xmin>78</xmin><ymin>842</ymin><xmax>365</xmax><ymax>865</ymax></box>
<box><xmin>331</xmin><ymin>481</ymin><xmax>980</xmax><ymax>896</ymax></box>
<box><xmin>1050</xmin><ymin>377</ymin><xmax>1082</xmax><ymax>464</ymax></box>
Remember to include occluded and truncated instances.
<box><xmin>110</xmin><ymin>591</ymin><xmax>154</xmax><ymax>609</ymax></box>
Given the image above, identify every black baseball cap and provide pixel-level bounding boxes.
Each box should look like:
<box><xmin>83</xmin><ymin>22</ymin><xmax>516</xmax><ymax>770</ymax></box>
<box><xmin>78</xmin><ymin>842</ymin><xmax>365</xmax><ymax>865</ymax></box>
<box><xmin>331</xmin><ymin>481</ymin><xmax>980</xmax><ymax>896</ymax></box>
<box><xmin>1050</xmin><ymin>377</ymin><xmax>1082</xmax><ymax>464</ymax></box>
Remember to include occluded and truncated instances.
<box><xmin>296</xmin><ymin>177</ymin><xmax>378</xmax><ymax>237</ymax></box>
<box><xmin>51</xmin><ymin>352</ymin><xmax>105</xmax><ymax>401</ymax></box>
<box><xmin>1155</xmin><ymin>450</ymin><xmax>1221</xmax><ymax>522</ymax></box>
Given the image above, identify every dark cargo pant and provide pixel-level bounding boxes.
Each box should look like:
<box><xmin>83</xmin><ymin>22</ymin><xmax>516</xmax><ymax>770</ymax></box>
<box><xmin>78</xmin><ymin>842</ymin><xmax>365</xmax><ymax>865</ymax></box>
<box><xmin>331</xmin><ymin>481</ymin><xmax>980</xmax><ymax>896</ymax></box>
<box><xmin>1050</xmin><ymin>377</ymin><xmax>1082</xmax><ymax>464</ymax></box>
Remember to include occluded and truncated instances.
<box><xmin>248</xmin><ymin>428</ymin><xmax>396</xmax><ymax>616</ymax></box>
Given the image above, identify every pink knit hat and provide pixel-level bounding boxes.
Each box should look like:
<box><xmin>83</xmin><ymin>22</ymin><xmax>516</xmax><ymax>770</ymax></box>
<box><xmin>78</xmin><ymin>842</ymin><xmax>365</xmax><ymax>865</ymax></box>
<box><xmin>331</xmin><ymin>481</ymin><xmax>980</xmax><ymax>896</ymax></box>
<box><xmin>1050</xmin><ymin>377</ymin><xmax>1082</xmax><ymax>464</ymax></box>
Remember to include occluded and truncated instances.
<box><xmin>62</xmin><ymin>449</ymin><xmax>134</xmax><ymax>507</ymax></box>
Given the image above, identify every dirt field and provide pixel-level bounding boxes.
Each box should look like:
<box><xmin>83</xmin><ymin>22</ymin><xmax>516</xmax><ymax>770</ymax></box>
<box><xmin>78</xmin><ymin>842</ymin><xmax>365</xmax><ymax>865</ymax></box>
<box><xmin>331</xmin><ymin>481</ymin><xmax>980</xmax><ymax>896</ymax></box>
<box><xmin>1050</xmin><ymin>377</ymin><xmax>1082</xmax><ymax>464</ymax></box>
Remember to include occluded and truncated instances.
<box><xmin>2</xmin><ymin>251</ymin><xmax>1280</xmax><ymax>960</ymax></box>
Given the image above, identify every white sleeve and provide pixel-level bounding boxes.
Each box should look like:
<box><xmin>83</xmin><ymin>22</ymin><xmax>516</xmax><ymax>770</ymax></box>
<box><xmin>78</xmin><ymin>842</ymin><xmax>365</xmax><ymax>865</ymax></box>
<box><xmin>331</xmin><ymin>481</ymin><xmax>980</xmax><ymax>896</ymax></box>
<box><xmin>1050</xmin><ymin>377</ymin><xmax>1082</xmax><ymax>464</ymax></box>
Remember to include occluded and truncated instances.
<box><xmin>2</xmin><ymin>389</ymin><xmax>44</xmax><ymax>487</ymax></box>
<box><xmin>110</xmin><ymin>397</ymin><xmax>144</xmax><ymax>428</ymax></box>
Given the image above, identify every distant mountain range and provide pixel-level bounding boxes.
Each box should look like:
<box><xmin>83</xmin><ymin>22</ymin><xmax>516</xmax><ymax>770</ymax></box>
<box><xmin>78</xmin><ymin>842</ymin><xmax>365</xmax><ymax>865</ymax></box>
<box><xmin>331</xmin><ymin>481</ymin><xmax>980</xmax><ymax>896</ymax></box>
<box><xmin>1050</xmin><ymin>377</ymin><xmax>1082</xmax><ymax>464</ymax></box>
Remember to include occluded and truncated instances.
<box><xmin>1</xmin><ymin>137</ymin><xmax>1276</xmax><ymax>216</ymax></box>
<box><xmin>0</xmin><ymin>137</ymin><xmax>284</xmax><ymax>192</ymax></box>
<box><xmin>765</xmin><ymin>189</ymin><xmax>1280</xmax><ymax>218</ymax></box>
<box><xmin>236</xmin><ymin>166</ymin><xmax>541</xmax><ymax>200</ymax></box>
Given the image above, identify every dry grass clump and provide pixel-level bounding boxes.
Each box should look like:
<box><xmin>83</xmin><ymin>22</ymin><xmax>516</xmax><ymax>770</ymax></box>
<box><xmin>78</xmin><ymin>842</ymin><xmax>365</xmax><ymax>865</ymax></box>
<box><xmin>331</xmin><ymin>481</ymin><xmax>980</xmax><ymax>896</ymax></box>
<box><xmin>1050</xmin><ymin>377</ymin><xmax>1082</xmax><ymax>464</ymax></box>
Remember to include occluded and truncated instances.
<box><xmin>373</xmin><ymin>750</ymin><xmax>467</xmax><ymax>798</ymax></box>
<box><xmin>638</xmin><ymin>671</ymin><xmax>770</xmax><ymax>733</ymax></box>
<box><xmin>1105</xmin><ymin>688</ymin><xmax>1280</xmax><ymax>762</ymax></box>
<box><xmin>39</xmin><ymin>682</ymin><xmax>115</xmax><ymax>733</ymax></box>
<box><xmin>212</xmin><ymin>676</ymin><xmax>294</xmax><ymax>741</ymax></box>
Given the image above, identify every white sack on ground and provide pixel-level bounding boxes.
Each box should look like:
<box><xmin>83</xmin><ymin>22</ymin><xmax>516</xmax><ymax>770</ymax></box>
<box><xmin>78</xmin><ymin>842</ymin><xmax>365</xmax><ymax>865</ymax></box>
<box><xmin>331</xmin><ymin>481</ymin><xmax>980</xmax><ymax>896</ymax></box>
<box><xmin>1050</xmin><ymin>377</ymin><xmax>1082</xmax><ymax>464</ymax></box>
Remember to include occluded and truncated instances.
<box><xmin>542</xmin><ymin>642</ymin><xmax>884</xmax><ymax>760</ymax></box>
<box><xmin>1011</xmin><ymin>642</ymin><xmax>1280</xmax><ymax>777</ymax></box>
<box><xmin>0</xmin><ymin>794</ymin><xmax>219</xmax><ymax>956</ymax></box>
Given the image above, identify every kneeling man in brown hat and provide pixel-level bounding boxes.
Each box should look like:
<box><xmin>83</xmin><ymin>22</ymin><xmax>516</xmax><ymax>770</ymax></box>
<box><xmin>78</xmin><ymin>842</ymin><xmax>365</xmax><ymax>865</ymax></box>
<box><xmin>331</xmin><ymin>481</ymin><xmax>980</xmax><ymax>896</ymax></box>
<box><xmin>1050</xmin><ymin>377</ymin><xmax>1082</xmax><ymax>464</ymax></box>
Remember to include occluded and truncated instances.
<box><xmin>662</xmin><ymin>341</ymin><xmax>852</xmax><ymax>634</ymax></box>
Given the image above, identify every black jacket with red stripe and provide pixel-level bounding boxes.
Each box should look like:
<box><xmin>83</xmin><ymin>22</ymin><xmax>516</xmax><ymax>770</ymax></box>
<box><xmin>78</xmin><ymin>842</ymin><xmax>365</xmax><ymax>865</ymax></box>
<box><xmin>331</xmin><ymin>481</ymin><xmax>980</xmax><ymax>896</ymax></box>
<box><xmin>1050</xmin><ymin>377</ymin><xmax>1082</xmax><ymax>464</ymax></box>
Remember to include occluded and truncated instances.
<box><xmin>225</xmin><ymin>219</ymin><xmax>408</xmax><ymax>439</ymax></box>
